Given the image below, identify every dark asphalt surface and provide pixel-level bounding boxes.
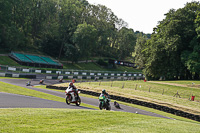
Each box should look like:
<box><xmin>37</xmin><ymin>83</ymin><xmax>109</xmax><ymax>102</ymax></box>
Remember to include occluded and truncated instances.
<box><xmin>0</xmin><ymin>78</ymin><xmax>172</xmax><ymax>119</ymax></box>
<box><xmin>0</xmin><ymin>92</ymin><xmax>90</xmax><ymax>109</ymax></box>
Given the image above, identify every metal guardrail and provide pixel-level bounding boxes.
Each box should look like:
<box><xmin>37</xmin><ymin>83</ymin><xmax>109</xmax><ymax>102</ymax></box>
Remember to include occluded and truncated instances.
<box><xmin>0</xmin><ymin>64</ymin><xmax>144</xmax><ymax>78</ymax></box>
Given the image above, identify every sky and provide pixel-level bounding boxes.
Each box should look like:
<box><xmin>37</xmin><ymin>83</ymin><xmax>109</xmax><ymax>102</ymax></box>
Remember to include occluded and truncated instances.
<box><xmin>87</xmin><ymin>0</ymin><xmax>195</xmax><ymax>34</ymax></box>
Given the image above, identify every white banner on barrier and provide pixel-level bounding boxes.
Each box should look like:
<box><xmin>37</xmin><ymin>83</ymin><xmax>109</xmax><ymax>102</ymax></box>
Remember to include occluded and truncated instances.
<box><xmin>74</xmin><ymin>72</ymin><xmax>79</xmax><ymax>75</ymax></box>
<box><xmin>87</xmin><ymin>76</ymin><xmax>91</xmax><ymax>79</ymax></box>
<box><xmin>97</xmin><ymin>73</ymin><xmax>101</xmax><ymax>76</ymax></box>
<box><xmin>124</xmin><ymin>77</ymin><xmax>128</xmax><ymax>80</ymax></box>
<box><xmin>104</xmin><ymin>73</ymin><xmax>108</xmax><ymax>76</ymax></box>
<box><xmin>68</xmin><ymin>76</ymin><xmax>73</xmax><ymax>79</ymax></box>
<box><xmin>117</xmin><ymin>77</ymin><xmax>122</xmax><ymax>79</ymax></box>
<box><xmin>128</xmin><ymin>74</ymin><xmax>132</xmax><ymax>76</ymax></box>
<box><xmin>35</xmin><ymin>70</ymin><xmax>41</xmax><ymax>73</ymax></box>
<box><xmin>90</xmin><ymin>73</ymin><xmax>94</xmax><ymax>76</ymax></box>
<box><xmin>82</xmin><ymin>73</ymin><xmax>87</xmax><ymax>75</ymax></box>
<box><xmin>56</xmin><ymin>71</ymin><xmax>61</xmax><ymax>74</ymax></box>
<box><xmin>103</xmin><ymin>77</ymin><xmax>107</xmax><ymax>79</ymax></box>
<box><xmin>46</xmin><ymin>71</ymin><xmax>52</xmax><ymax>74</ymax></box>
<box><xmin>46</xmin><ymin>76</ymin><xmax>52</xmax><ymax>79</ymax></box>
<box><xmin>139</xmin><ymin>74</ymin><xmax>142</xmax><ymax>76</ymax></box>
<box><xmin>111</xmin><ymin>74</ymin><xmax>114</xmax><ymax>76</ymax></box>
<box><xmin>134</xmin><ymin>74</ymin><xmax>137</xmax><ymax>76</ymax></box>
<box><xmin>8</xmin><ymin>67</ymin><xmax>16</xmax><ymax>71</ymax></box>
<box><xmin>58</xmin><ymin>76</ymin><xmax>63</xmax><ymax>79</ymax></box>
<box><xmin>123</xmin><ymin>74</ymin><xmax>126</xmax><ymax>76</ymax></box>
<box><xmin>12</xmin><ymin>74</ymin><xmax>19</xmax><ymax>78</ymax></box>
<box><xmin>78</xmin><ymin>76</ymin><xmax>82</xmax><ymax>79</ymax></box>
<box><xmin>0</xmin><ymin>73</ymin><xmax>5</xmax><ymax>77</ymax></box>
<box><xmin>65</xmin><ymin>72</ymin><xmax>70</xmax><ymax>74</ymax></box>
<box><xmin>117</xmin><ymin>74</ymin><xmax>121</xmax><ymax>76</ymax></box>
<box><xmin>22</xmin><ymin>69</ymin><xmax>29</xmax><ymax>72</ymax></box>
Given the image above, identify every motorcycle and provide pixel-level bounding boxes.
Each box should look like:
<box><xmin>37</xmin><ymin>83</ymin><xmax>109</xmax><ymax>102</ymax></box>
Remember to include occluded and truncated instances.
<box><xmin>39</xmin><ymin>79</ymin><xmax>44</xmax><ymax>84</ymax></box>
<box><xmin>26</xmin><ymin>81</ymin><xmax>31</xmax><ymax>86</ymax></box>
<box><xmin>114</xmin><ymin>101</ymin><xmax>121</xmax><ymax>109</ymax></box>
<box><xmin>99</xmin><ymin>95</ymin><xmax>111</xmax><ymax>110</ymax></box>
<box><xmin>65</xmin><ymin>86</ymin><xmax>81</xmax><ymax>106</ymax></box>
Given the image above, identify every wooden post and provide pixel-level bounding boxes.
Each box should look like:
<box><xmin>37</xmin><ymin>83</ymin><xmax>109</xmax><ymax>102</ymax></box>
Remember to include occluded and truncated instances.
<box><xmin>173</xmin><ymin>91</ymin><xmax>181</xmax><ymax>98</ymax></box>
<box><xmin>149</xmin><ymin>87</ymin><xmax>151</xmax><ymax>92</ymax></box>
<box><xmin>111</xmin><ymin>81</ymin><xmax>113</xmax><ymax>87</ymax></box>
<box><xmin>122</xmin><ymin>83</ymin><xmax>125</xmax><ymax>88</ymax></box>
<box><xmin>162</xmin><ymin>89</ymin><xmax>164</xmax><ymax>95</ymax></box>
<box><xmin>99</xmin><ymin>81</ymin><xmax>101</xmax><ymax>86</ymax></box>
<box><xmin>135</xmin><ymin>84</ymin><xmax>137</xmax><ymax>90</ymax></box>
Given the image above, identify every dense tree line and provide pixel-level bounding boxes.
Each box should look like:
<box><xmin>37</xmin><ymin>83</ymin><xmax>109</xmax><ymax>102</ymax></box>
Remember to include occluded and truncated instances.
<box><xmin>0</xmin><ymin>0</ymin><xmax>138</xmax><ymax>62</ymax></box>
<box><xmin>135</xmin><ymin>1</ymin><xmax>200</xmax><ymax>80</ymax></box>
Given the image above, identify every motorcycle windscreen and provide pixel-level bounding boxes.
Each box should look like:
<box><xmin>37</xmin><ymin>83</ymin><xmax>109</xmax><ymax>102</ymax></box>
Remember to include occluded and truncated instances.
<box><xmin>99</xmin><ymin>97</ymin><xmax>104</xmax><ymax>101</ymax></box>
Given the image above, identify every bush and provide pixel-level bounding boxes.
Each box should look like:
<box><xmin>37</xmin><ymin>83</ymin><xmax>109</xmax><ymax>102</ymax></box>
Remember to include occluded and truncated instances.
<box><xmin>97</xmin><ymin>59</ymin><xmax>108</xmax><ymax>67</ymax></box>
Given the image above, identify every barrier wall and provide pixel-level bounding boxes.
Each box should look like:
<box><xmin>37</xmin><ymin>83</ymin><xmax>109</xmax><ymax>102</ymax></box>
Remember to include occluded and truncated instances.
<box><xmin>0</xmin><ymin>72</ymin><xmax>36</xmax><ymax>79</ymax></box>
<box><xmin>0</xmin><ymin>64</ymin><xmax>144</xmax><ymax>80</ymax></box>
<box><xmin>45</xmin><ymin>75</ymin><xmax>142</xmax><ymax>80</ymax></box>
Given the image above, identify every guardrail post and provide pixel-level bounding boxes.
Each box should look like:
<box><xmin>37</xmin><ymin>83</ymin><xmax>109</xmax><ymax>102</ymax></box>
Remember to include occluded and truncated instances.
<box><xmin>162</xmin><ymin>89</ymin><xmax>164</xmax><ymax>95</ymax></box>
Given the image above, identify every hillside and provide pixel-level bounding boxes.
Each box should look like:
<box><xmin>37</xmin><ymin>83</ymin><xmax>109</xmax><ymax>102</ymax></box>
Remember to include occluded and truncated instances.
<box><xmin>0</xmin><ymin>55</ymin><xmax>141</xmax><ymax>73</ymax></box>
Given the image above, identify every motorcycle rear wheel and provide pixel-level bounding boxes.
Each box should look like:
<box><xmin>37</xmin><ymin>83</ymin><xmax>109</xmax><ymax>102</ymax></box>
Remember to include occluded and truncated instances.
<box><xmin>76</xmin><ymin>97</ymin><xmax>81</xmax><ymax>106</ymax></box>
<box><xmin>66</xmin><ymin>96</ymin><xmax>70</xmax><ymax>105</ymax></box>
<box><xmin>106</xmin><ymin>105</ymin><xmax>111</xmax><ymax>110</ymax></box>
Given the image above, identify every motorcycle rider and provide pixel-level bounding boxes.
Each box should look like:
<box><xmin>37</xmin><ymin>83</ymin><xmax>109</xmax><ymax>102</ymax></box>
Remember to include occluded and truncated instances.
<box><xmin>99</xmin><ymin>89</ymin><xmax>109</xmax><ymax>104</ymax></box>
<box><xmin>39</xmin><ymin>79</ymin><xmax>44</xmax><ymax>84</ymax></box>
<box><xmin>26</xmin><ymin>81</ymin><xmax>31</xmax><ymax>86</ymax></box>
<box><xmin>69</xmin><ymin>82</ymin><xmax>79</xmax><ymax>100</ymax></box>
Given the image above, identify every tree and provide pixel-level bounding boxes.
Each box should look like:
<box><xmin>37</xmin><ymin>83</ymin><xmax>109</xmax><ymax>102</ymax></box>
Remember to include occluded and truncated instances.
<box><xmin>138</xmin><ymin>1</ymin><xmax>200</xmax><ymax>80</ymax></box>
<box><xmin>72</xmin><ymin>23</ymin><xmax>98</xmax><ymax>60</ymax></box>
<box><xmin>135</xmin><ymin>33</ymin><xmax>148</xmax><ymax>69</ymax></box>
<box><xmin>116</xmin><ymin>27</ymin><xmax>136</xmax><ymax>59</ymax></box>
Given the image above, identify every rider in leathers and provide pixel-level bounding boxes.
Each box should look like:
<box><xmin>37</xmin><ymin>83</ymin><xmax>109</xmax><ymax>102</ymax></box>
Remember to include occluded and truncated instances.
<box><xmin>69</xmin><ymin>82</ymin><xmax>79</xmax><ymax>100</ymax></box>
<box><xmin>99</xmin><ymin>89</ymin><xmax>109</xmax><ymax>105</ymax></box>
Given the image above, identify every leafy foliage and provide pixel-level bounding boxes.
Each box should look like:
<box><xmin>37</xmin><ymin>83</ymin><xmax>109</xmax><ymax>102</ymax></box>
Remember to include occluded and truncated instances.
<box><xmin>135</xmin><ymin>1</ymin><xmax>200</xmax><ymax>80</ymax></box>
<box><xmin>0</xmin><ymin>0</ymin><xmax>137</xmax><ymax>61</ymax></box>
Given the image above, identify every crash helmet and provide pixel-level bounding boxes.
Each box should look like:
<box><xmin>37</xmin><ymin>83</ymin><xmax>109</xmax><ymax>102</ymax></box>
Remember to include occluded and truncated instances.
<box><xmin>102</xmin><ymin>89</ymin><xmax>106</xmax><ymax>94</ymax></box>
<box><xmin>69</xmin><ymin>82</ymin><xmax>73</xmax><ymax>87</ymax></box>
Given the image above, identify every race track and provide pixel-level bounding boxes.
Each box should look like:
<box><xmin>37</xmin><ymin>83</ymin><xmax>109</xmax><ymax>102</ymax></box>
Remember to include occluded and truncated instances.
<box><xmin>0</xmin><ymin>78</ymin><xmax>172</xmax><ymax>119</ymax></box>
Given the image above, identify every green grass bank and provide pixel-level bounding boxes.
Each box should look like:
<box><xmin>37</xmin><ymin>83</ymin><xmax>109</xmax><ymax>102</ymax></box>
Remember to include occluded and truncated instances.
<box><xmin>1</xmin><ymin>108</ymin><xmax>200</xmax><ymax>133</ymax></box>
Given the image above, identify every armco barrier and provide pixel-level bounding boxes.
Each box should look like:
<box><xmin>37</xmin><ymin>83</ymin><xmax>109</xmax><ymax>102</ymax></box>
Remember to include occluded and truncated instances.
<box><xmin>45</xmin><ymin>75</ymin><xmax>140</xmax><ymax>80</ymax></box>
<box><xmin>0</xmin><ymin>65</ymin><xmax>144</xmax><ymax>80</ymax></box>
<box><xmin>46</xmin><ymin>85</ymin><xmax>200</xmax><ymax>122</ymax></box>
<box><xmin>0</xmin><ymin>72</ymin><xmax>36</xmax><ymax>79</ymax></box>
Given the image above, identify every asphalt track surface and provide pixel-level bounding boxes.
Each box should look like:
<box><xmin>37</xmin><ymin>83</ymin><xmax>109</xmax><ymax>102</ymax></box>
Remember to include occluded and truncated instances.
<box><xmin>0</xmin><ymin>78</ymin><xmax>172</xmax><ymax>119</ymax></box>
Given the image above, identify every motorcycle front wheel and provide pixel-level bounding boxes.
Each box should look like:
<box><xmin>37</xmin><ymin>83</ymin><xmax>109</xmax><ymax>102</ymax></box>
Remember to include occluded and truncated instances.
<box><xmin>66</xmin><ymin>96</ymin><xmax>70</xmax><ymax>105</ymax></box>
<box><xmin>99</xmin><ymin>102</ymin><xmax>103</xmax><ymax>110</ymax></box>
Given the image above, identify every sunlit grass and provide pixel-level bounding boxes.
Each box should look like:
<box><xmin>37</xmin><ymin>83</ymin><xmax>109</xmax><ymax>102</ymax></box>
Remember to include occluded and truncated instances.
<box><xmin>70</xmin><ymin>81</ymin><xmax>200</xmax><ymax>115</ymax></box>
<box><xmin>1</xmin><ymin>108</ymin><xmax>200</xmax><ymax>133</ymax></box>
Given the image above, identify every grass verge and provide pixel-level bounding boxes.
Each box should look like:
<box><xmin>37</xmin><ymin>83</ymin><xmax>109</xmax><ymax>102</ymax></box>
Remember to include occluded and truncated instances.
<box><xmin>1</xmin><ymin>108</ymin><xmax>200</xmax><ymax>133</ymax></box>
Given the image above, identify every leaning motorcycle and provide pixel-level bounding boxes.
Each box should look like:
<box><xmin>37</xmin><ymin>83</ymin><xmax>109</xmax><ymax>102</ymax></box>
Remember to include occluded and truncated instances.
<box><xmin>65</xmin><ymin>86</ymin><xmax>81</xmax><ymax>106</ymax></box>
<box><xmin>99</xmin><ymin>96</ymin><xmax>111</xmax><ymax>110</ymax></box>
